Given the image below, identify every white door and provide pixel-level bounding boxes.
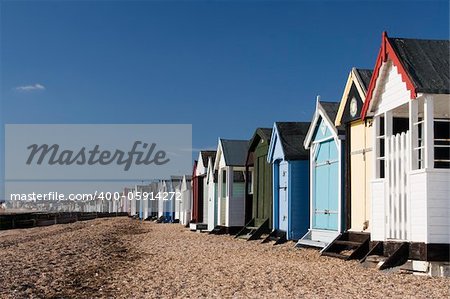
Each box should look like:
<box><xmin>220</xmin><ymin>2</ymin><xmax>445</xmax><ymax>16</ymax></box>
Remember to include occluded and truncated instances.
<box><xmin>386</xmin><ymin>132</ymin><xmax>410</xmax><ymax>240</ymax></box>
<box><xmin>279</xmin><ymin>162</ymin><xmax>289</xmax><ymax>232</ymax></box>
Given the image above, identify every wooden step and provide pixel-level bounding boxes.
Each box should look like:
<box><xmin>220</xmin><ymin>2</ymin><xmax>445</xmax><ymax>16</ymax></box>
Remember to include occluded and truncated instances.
<box><xmin>334</xmin><ymin>240</ymin><xmax>362</xmax><ymax>247</ymax></box>
<box><xmin>266</xmin><ymin>236</ymin><xmax>279</xmax><ymax>242</ymax></box>
<box><xmin>322</xmin><ymin>252</ymin><xmax>349</xmax><ymax>260</ymax></box>
<box><xmin>246</xmin><ymin>226</ymin><xmax>259</xmax><ymax>230</ymax></box>
<box><xmin>365</xmin><ymin>254</ymin><xmax>387</xmax><ymax>263</ymax></box>
<box><xmin>321</xmin><ymin>232</ymin><xmax>370</xmax><ymax>260</ymax></box>
<box><xmin>296</xmin><ymin>238</ymin><xmax>327</xmax><ymax>248</ymax></box>
<box><xmin>262</xmin><ymin>230</ymin><xmax>287</xmax><ymax>245</ymax></box>
<box><xmin>345</xmin><ymin>232</ymin><xmax>371</xmax><ymax>243</ymax></box>
<box><xmin>362</xmin><ymin>255</ymin><xmax>387</xmax><ymax>269</ymax></box>
<box><xmin>209</xmin><ymin>226</ymin><xmax>226</xmax><ymax>235</ymax></box>
<box><xmin>237</xmin><ymin>234</ymin><xmax>252</xmax><ymax>240</ymax></box>
<box><xmin>235</xmin><ymin>218</ymin><xmax>270</xmax><ymax>241</ymax></box>
<box><xmin>379</xmin><ymin>242</ymin><xmax>409</xmax><ymax>270</ymax></box>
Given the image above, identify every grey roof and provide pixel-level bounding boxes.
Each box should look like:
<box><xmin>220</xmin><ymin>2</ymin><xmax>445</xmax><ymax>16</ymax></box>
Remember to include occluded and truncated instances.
<box><xmin>319</xmin><ymin>101</ymin><xmax>345</xmax><ymax>134</ymax></box>
<box><xmin>220</xmin><ymin>139</ymin><xmax>249</xmax><ymax>166</ymax></box>
<box><xmin>354</xmin><ymin>68</ymin><xmax>373</xmax><ymax>91</ymax></box>
<box><xmin>389</xmin><ymin>37</ymin><xmax>449</xmax><ymax>94</ymax></box>
<box><xmin>248</xmin><ymin>128</ymin><xmax>273</xmax><ymax>151</ymax></box>
<box><xmin>320</xmin><ymin>101</ymin><xmax>340</xmax><ymax>122</ymax></box>
<box><xmin>170</xmin><ymin>176</ymin><xmax>183</xmax><ymax>188</ymax></box>
<box><xmin>256</xmin><ymin>128</ymin><xmax>272</xmax><ymax>141</ymax></box>
<box><xmin>275</xmin><ymin>122</ymin><xmax>310</xmax><ymax>160</ymax></box>
<box><xmin>200</xmin><ymin>150</ymin><xmax>216</xmax><ymax>167</ymax></box>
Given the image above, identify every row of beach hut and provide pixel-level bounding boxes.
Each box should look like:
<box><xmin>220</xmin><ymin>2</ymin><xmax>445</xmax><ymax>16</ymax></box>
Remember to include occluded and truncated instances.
<box><xmin>130</xmin><ymin>32</ymin><xmax>449</xmax><ymax>276</ymax></box>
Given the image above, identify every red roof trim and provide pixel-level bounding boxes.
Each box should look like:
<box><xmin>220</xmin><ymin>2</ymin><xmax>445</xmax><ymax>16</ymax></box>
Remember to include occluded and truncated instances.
<box><xmin>361</xmin><ymin>48</ymin><xmax>383</xmax><ymax>120</ymax></box>
<box><xmin>192</xmin><ymin>160</ymin><xmax>198</xmax><ymax>178</ymax></box>
<box><xmin>361</xmin><ymin>32</ymin><xmax>418</xmax><ymax>120</ymax></box>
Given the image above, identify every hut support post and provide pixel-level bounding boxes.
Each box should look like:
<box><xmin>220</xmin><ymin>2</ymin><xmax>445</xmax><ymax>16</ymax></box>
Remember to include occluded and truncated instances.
<box><xmin>409</xmin><ymin>99</ymin><xmax>419</xmax><ymax>170</ymax></box>
<box><xmin>227</xmin><ymin>166</ymin><xmax>234</xmax><ymax>226</ymax></box>
<box><xmin>424</xmin><ymin>95</ymin><xmax>435</xmax><ymax>169</ymax></box>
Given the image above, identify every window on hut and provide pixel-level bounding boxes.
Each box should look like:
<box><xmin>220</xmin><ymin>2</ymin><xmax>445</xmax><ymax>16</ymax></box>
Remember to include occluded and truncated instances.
<box><xmin>376</xmin><ymin>116</ymin><xmax>385</xmax><ymax>179</ymax></box>
<box><xmin>434</xmin><ymin>119</ymin><xmax>450</xmax><ymax>169</ymax></box>
<box><xmin>246</xmin><ymin>170</ymin><xmax>253</xmax><ymax>194</ymax></box>
<box><xmin>221</xmin><ymin>169</ymin><xmax>227</xmax><ymax>197</ymax></box>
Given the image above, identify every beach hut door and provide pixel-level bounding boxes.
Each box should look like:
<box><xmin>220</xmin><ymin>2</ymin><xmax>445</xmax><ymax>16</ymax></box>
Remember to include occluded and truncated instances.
<box><xmin>278</xmin><ymin>162</ymin><xmax>289</xmax><ymax>233</ymax></box>
<box><xmin>385</xmin><ymin>132</ymin><xmax>410</xmax><ymax>241</ymax></box>
<box><xmin>313</xmin><ymin>140</ymin><xmax>339</xmax><ymax>231</ymax></box>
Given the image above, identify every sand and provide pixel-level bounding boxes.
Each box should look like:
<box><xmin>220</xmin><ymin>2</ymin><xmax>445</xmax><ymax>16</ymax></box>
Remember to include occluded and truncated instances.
<box><xmin>0</xmin><ymin>218</ymin><xmax>448</xmax><ymax>298</ymax></box>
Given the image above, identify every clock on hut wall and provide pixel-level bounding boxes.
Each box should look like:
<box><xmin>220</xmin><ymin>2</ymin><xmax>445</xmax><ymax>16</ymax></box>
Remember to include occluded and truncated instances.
<box><xmin>350</xmin><ymin>97</ymin><xmax>358</xmax><ymax>117</ymax></box>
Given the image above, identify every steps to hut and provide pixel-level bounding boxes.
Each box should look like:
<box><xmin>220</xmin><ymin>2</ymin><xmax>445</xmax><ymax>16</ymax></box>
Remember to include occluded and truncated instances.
<box><xmin>321</xmin><ymin>232</ymin><xmax>370</xmax><ymax>260</ymax></box>
<box><xmin>261</xmin><ymin>230</ymin><xmax>287</xmax><ymax>245</ymax></box>
<box><xmin>360</xmin><ymin>241</ymin><xmax>410</xmax><ymax>271</ymax></box>
<box><xmin>235</xmin><ymin>218</ymin><xmax>270</xmax><ymax>241</ymax></box>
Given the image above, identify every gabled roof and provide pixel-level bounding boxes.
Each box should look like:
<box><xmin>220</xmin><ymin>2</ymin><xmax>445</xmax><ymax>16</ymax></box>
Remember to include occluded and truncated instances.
<box><xmin>389</xmin><ymin>37</ymin><xmax>449</xmax><ymax>94</ymax></box>
<box><xmin>181</xmin><ymin>175</ymin><xmax>192</xmax><ymax>190</ymax></box>
<box><xmin>207</xmin><ymin>168</ymin><xmax>218</xmax><ymax>184</ymax></box>
<box><xmin>304</xmin><ymin>100</ymin><xmax>343</xmax><ymax>149</ymax></box>
<box><xmin>362</xmin><ymin>32</ymin><xmax>450</xmax><ymax>119</ymax></box>
<box><xmin>218</xmin><ymin>139</ymin><xmax>249</xmax><ymax>167</ymax></box>
<box><xmin>335</xmin><ymin>68</ymin><xmax>373</xmax><ymax>126</ymax></box>
<box><xmin>248</xmin><ymin>128</ymin><xmax>273</xmax><ymax>152</ymax></box>
<box><xmin>268</xmin><ymin>122</ymin><xmax>310</xmax><ymax>161</ymax></box>
<box><xmin>356</xmin><ymin>69</ymin><xmax>373</xmax><ymax>91</ymax></box>
<box><xmin>321</xmin><ymin>101</ymin><xmax>340</xmax><ymax>122</ymax></box>
<box><xmin>200</xmin><ymin>150</ymin><xmax>216</xmax><ymax>167</ymax></box>
<box><xmin>170</xmin><ymin>176</ymin><xmax>183</xmax><ymax>189</ymax></box>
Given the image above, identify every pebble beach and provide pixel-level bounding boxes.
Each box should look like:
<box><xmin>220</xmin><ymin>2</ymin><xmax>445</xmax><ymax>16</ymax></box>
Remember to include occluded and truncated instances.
<box><xmin>0</xmin><ymin>217</ymin><xmax>448</xmax><ymax>298</ymax></box>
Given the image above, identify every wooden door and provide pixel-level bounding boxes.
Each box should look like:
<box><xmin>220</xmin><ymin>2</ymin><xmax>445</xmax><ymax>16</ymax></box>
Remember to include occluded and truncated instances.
<box><xmin>220</xmin><ymin>169</ymin><xmax>226</xmax><ymax>226</ymax></box>
<box><xmin>278</xmin><ymin>161</ymin><xmax>289</xmax><ymax>232</ymax></box>
<box><xmin>253</xmin><ymin>145</ymin><xmax>273</xmax><ymax>227</ymax></box>
<box><xmin>350</xmin><ymin>121</ymin><xmax>370</xmax><ymax>231</ymax></box>
<box><xmin>313</xmin><ymin>139</ymin><xmax>339</xmax><ymax>231</ymax></box>
<box><xmin>386</xmin><ymin>132</ymin><xmax>409</xmax><ymax>240</ymax></box>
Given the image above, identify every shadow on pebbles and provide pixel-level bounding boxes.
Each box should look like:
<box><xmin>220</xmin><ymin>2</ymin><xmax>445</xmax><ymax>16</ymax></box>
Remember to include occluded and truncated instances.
<box><xmin>0</xmin><ymin>218</ymin><xmax>448</xmax><ymax>298</ymax></box>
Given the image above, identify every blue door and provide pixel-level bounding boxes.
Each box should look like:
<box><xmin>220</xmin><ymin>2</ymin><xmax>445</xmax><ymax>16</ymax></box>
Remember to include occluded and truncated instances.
<box><xmin>313</xmin><ymin>139</ymin><xmax>339</xmax><ymax>231</ymax></box>
<box><xmin>278</xmin><ymin>161</ymin><xmax>289</xmax><ymax>233</ymax></box>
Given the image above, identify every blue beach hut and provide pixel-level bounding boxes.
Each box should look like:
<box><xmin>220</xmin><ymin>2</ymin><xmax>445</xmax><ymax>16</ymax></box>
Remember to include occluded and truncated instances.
<box><xmin>266</xmin><ymin>122</ymin><xmax>311</xmax><ymax>242</ymax></box>
<box><xmin>296</xmin><ymin>99</ymin><xmax>346</xmax><ymax>249</ymax></box>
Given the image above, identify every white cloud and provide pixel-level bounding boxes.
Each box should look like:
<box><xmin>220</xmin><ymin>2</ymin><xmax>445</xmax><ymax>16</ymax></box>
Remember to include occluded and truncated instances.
<box><xmin>15</xmin><ymin>83</ymin><xmax>46</xmax><ymax>92</ymax></box>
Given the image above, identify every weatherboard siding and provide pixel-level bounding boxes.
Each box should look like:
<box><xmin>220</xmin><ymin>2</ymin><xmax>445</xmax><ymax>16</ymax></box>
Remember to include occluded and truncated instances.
<box><xmin>374</xmin><ymin>61</ymin><xmax>411</xmax><ymax>116</ymax></box>
<box><xmin>288</xmin><ymin>160</ymin><xmax>310</xmax><ymax>240</ymax></box>
<box><xmin>410</xmin><ymin>171</ymin><xmax>427</xmax><ymax>242</ymax></box>
<box><xmin>314</xmin><ymin>118</ymin><xmax>334</xmax><ymax>141</ymax></box>
<box><xmin>271</xmin><ymin>134</ymin><xmax>284</xmax><ymax>160</ymax></box>
<box><xmin>370</xmin><ymin>179</ymin><xmax>385</xmax><ymax>241</ymax></box>
<box><xmin>427</xmin><ymin>170</ymin><xmax>450</xmax><ymax>244</ymax></box>
<box><xmin>268</xmin><ymin>123</ymin><xmax>310</xmax><ymax>241</ymax></box>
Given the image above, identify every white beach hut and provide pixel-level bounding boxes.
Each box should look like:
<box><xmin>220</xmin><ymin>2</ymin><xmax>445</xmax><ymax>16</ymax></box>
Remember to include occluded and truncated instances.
<box><xmin>361</xmin><ymin>32</ymin><xmax>449</xmax><ymax>272</ymax></box>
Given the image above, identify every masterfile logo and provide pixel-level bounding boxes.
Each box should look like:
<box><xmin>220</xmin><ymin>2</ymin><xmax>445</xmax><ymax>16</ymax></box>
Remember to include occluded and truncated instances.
<box><xmin>5</xmin><ymin>124</ymin><xmax>192</xmax><ymax>180</ymax></box>
<box><xmin>25</xmin><ymin>141</ymin><xmax>170</xmax><ymax>171</ymax></box>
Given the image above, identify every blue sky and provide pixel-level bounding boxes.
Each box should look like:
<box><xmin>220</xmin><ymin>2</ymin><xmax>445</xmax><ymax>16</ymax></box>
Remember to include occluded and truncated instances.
<box><xmin>1</xmin><ymin>1</ymin><xmax>449</xmax><ymax>197</ymax></box>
